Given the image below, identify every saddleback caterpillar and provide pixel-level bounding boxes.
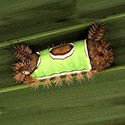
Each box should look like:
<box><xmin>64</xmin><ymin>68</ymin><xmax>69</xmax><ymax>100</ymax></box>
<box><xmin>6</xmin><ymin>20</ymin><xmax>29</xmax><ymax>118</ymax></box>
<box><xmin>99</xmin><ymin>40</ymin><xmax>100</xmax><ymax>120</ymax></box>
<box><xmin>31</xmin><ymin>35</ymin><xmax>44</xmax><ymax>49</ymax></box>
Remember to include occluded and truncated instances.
<box><xmin>13</xmin><ymin>23</ymin><xmax>114</xmax><ymax>88</ymax></box>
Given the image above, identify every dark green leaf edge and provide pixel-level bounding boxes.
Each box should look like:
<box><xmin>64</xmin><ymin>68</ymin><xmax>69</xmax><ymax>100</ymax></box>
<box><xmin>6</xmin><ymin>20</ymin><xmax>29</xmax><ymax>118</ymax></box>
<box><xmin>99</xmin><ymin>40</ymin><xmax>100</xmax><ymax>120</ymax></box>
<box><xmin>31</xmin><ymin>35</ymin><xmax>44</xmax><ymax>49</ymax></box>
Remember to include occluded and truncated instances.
<box><xmin>0</xmin><ymin>12</ymin><xmax>125</xmax><ymax>48</ymax></box>
<box><xmin>0</xmin><ymin>65</ymin><xmax>124</xmax><ymax>94</ymax></box>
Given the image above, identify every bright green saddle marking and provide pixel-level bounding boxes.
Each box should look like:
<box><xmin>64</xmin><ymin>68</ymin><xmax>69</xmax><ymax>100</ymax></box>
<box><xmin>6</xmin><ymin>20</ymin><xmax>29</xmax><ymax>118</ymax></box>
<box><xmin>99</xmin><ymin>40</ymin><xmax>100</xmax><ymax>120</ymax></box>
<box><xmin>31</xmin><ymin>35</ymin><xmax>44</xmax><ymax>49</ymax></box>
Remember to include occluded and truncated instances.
<box><xmin>31</xmin><ymin>40</ymin><xmax>91</xmax><ymax>78</ymax></box>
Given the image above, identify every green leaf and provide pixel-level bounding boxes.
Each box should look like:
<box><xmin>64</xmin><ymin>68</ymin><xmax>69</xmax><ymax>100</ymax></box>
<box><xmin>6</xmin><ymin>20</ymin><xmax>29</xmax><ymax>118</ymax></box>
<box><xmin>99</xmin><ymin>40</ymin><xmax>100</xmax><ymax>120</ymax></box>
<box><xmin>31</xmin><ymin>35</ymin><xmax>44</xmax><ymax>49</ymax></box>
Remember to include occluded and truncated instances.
<box><xmin>0</xmin><ymin>0</ymin><xmax>125</xmax><ymax>125</ymax></box>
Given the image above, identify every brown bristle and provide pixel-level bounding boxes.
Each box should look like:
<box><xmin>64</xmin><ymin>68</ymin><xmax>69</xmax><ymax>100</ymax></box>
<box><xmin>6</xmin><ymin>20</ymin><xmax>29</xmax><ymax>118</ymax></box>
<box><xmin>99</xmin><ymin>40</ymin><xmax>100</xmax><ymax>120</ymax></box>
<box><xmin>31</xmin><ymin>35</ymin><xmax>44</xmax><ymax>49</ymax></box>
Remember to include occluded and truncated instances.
<box><xmin>87</xmin><ymin>39</ymin><xmax>114</xmax><ymax>71</ymax></box>
<box><xmin>86</xmin><ymin>71</ymin><xmax>92</xmax><ymax>79</ymax></box>
<box><xmin>13</xmin><ymin>44</ymin><xmax>32</xmax><ymax>61</ymax></box>
<box><xmin>66</xmin><ymin>74</ymin><xmax>73</xmax><ymax>85</ymax></box>
<box><xmin>76</xmin><ymin>73</ymin><xmax>83</xmax><ymax>82</ymax></box>
<box><xmin>24</xmin><ymin>76</ymin><xmax>34</xmax><ymax>84</ymax></box>
<box><xmin>88</xmin><ymin>23</ymin><xmax>105</xmax><ymax>41</ymax></box>
<box><xmin>43</xmin><ymin>78</ymin><xmax>51</xmax><ymax>88</ymax></box>
<box><xmin>13</xmin><ymin>72</ymin><xmax>25</xmax><ymax>82</ymax></box>
<box><xmin>94</xmin><ymin>39</ymin><xmax>114</xmax><ymax>70</ymax></box>
<box><xmin>13</xmin><ymin>59</ymin><xmax>35</xmax><ymax>83</ymax></box>
<box><xmin>13</xmin><ymin>60</ymin><xmax>34</xmax><ymax>75</ymax></box>
<box><xmin>23</xmin><ymin>60</ymin><xmax>35</xmax><ymax>73</ymax></box>
<box><xmin>13</xmin><ymin>62</ymin><xmax>24</xmax><ymax>73</ymax></box>
<box><xmin>54</xmin><ymin>76</ymin><xmax>62</xmax><ymax>87</ymax></box>
<box><xmin>32</xmin><ymin>80</ymin><xmax>40</xmax><ymax>89</ymax></box>
<box><xmin>13</xmin><ymin>62</ymin><xmax>26</xmax><ymax>82</ymax></box>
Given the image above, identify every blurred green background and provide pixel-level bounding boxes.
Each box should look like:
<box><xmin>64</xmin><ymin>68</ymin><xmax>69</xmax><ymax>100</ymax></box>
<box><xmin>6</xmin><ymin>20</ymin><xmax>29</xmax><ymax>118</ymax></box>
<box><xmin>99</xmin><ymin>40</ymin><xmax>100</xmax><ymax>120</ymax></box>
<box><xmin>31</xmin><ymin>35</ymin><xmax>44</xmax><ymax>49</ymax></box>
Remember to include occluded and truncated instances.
<box><xmin>0</xmin><ymin>0</ymin><xmax>125</xmax><ymax>125</ymax></box>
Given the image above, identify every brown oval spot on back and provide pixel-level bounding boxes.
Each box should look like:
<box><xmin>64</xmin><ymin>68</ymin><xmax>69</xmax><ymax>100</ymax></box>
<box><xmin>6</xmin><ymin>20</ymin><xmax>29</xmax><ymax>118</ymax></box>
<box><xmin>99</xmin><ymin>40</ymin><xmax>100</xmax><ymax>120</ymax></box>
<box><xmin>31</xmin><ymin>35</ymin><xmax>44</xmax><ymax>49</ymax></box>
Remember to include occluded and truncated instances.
<box><xmin>50</xmin><ymin>43</ymin><xmax>74</xmax><ymax>56</ymax></box>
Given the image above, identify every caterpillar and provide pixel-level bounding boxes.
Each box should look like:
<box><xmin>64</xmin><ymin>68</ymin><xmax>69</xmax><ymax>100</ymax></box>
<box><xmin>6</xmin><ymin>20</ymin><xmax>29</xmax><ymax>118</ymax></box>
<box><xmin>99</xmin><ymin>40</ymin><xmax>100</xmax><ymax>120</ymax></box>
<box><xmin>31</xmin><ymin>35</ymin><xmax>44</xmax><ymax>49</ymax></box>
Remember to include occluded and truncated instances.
<box><xmin>13</xmin><ymin>23</ymin><xmax>114</xmax><ymax>88</ymax></box>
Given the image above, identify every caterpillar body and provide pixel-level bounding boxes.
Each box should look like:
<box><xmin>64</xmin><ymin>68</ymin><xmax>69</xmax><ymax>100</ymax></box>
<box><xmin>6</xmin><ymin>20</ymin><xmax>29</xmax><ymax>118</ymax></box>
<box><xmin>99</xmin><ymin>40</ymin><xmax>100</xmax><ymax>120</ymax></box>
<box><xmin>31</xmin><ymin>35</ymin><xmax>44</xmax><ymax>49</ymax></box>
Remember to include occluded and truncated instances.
<box><xmin>13</xmin><ymin>23</ymin><xmax>114</xmax><ymax>88</ymax></box>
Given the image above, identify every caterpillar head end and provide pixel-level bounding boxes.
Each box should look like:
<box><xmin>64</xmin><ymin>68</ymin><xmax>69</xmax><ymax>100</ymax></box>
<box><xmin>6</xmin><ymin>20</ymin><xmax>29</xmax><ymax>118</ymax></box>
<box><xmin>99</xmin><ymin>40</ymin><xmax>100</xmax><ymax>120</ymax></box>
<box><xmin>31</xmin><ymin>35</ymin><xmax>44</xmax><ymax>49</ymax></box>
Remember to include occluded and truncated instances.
<box><xmin>13</xmin><ymin>44</ymin><xmax>40</xmax><ymax>83</ymax></box>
